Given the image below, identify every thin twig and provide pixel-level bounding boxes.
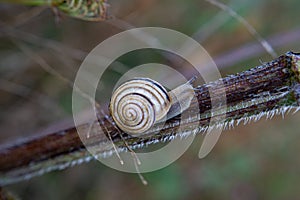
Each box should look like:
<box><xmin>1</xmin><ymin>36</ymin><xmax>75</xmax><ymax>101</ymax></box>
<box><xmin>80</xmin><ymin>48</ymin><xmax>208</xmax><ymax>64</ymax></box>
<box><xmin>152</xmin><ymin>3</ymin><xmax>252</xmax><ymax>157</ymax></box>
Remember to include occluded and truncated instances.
<box><xmin>206</xmin><ymin>0</ymin><xmax>277</xmax><ymax>58</ymax></box>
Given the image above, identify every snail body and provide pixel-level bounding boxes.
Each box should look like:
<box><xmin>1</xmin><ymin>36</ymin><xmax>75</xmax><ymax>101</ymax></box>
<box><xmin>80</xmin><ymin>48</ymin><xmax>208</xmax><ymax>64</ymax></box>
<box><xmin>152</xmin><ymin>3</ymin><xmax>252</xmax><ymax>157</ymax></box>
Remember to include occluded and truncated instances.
<box><xmin>109</xmin><ymin>78</ymin><xmax>195</xmax><ymax>135</ymax></box>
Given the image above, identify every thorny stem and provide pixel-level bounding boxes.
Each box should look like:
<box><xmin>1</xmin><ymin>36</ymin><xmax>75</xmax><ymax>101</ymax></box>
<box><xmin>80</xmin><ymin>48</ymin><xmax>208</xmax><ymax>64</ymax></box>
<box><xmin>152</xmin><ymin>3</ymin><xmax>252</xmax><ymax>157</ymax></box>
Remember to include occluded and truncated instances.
<box><xmin>0</xmin><ymin>52</ymin><xmax>300</xmax><ymax>186</ymax></box>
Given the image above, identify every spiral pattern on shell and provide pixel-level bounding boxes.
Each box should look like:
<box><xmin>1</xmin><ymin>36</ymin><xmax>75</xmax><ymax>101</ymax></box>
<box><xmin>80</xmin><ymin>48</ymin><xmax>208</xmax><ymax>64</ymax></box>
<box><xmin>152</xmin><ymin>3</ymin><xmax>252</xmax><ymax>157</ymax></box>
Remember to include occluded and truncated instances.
<box><xmin>110</xmin><ymin>78</ymin><xmax>171</xmax><ymax>135</ymax></box>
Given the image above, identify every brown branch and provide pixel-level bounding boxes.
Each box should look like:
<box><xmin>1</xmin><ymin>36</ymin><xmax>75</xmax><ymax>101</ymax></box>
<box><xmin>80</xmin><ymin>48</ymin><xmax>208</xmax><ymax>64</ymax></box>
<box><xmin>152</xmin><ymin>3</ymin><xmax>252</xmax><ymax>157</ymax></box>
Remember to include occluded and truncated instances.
<box><xmin>0</xmin><ymin>52</ymin><xmax>300</xmax><ymax>186</ymax></box>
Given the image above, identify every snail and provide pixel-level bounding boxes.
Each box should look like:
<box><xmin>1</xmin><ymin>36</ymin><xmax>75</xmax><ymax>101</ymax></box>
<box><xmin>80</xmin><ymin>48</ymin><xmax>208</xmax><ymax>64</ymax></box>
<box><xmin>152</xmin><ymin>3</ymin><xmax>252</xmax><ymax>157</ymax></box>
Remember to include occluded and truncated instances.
<box><xmin>109</xmin><ymin>78</ymin><xmax>195</xmax><ymax>135</ymax></box>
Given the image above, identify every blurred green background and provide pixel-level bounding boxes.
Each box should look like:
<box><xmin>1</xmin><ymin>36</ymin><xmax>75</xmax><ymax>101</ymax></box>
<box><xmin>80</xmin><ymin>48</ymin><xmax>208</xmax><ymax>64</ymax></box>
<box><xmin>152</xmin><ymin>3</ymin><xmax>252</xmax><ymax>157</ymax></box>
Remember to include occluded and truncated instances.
<box><xmin>1</xmin><ymin>0</ymin><xmax>300</xmax><ymax>199</ymax></box>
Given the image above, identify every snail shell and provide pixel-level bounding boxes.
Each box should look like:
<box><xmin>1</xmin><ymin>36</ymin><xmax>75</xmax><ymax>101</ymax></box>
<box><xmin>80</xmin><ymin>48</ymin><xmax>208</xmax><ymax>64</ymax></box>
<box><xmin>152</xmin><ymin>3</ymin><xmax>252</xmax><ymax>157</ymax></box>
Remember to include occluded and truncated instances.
<box><xmin>110</xmin><ymin>78</ymin><xmax>195</xmax><ymax>135</ymax></box>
